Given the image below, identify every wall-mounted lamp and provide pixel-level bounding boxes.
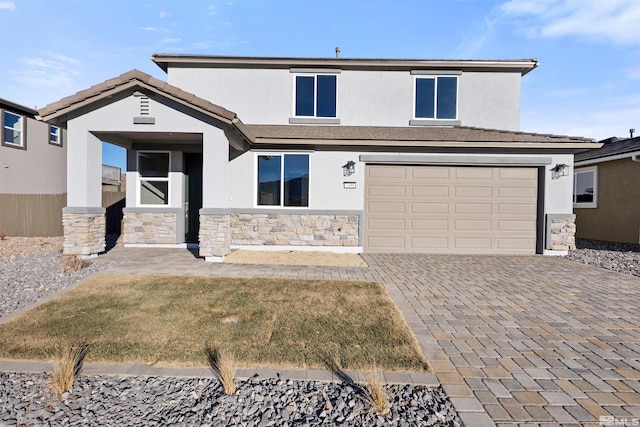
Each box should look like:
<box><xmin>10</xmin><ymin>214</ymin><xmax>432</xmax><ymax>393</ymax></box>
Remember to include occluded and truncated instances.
<box><xmin>551</xmin><ymin>163</ymin><xmax>569</xmax><ymax>179</ymax></box>
<box><xmin>343</xmin><ymin>160</ymin><xmax>356</xmax><ymax>176</ymax></box>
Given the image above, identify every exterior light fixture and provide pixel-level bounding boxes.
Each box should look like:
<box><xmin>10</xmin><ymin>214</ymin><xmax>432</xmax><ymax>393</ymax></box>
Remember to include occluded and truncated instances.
<box><xmin>551</xmin><ymin>163</ymin><xmax>569</xmax><ymax>179</ymax></box>
<box><xmin>343</xmin><ymin>160</ymin><xmax>356</xmax><ymax>176</ymax></box>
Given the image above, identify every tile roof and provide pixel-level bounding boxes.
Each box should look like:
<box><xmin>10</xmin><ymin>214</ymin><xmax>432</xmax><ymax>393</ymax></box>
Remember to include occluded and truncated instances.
<box><xmin>575</xmin><ymin>136</ymin><xmax>640</xmax><ymax>162</ymax></box>
<box><xmin>38</xmin><ymin>69</ymin><xmax>237</xmax><ymax>122</ymax></box>
<box><xmin>246</xmin><ymin>125</ymin><xmax>595</xmax><ymax>144</ymax></box>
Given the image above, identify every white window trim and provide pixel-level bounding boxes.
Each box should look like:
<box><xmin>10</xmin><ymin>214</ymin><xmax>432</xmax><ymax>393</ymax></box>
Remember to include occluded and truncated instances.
<box><xmin>2</xmin><ymin>110</ymin><xmax>25</xmax><ymax>148</ymax></box>
<box><xmin>49</xmin><ymin>125</ymin><xmax>62</xmax><ymax>146</ymax></box>
<box><xmin>292</xmin><ymin>73</ymin><xmax>339</xmax><ymax>119</ymax></box>
<box><xmin>573</xmin><ymin>165</ymin><xmax>598</xmax><ymax>208</ymax></box>
<box><xmin>412</xmin><ymin>75</ymin><xmax>459</xmax><ymax>121</ymax></box>
<box><xmin>137</xmin><ymin>150</ymin><xmax>171</xmax><ymax>207</ymax></box>
<box><xmin>254</xmin><ymin>151</ymin><xmax>311</xmax><ymax>208</ymax></box>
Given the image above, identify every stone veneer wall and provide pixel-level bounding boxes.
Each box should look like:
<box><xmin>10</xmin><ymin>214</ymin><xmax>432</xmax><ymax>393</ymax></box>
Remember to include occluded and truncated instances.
<box><xmin>547</xmin><ymin>214</ymin><xmax>576</xmax><ymax>251</ymax></box>
<box><xmin>230</xmin><ymin>213</ymin><xmax>360</xmax><ymax>247</ymax></box>
<box><xmin>199</xmin><ymin>214</ymin><xmax>231</xmax><ymax>257</ymax></box>
<box><xmin>122</xmin><ymin>212</ymin><xmax>177</xmax><ymax>244</ymax></box>
<box><xmin>62</xmin><ymin>213</ymin><xmax>106</xmax><ymax>255</ymax></box>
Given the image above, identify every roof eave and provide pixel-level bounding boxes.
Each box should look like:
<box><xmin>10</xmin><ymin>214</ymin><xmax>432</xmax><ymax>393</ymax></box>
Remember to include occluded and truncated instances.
<box><xmin>151</xmin><ymin>54</ymin><xmax>538</xmax><ymax>75</ymax></box>
<box><xmin>251</xmin><ymin>138</ymin><xmax>601</xmax><ymax>149</ymax></box>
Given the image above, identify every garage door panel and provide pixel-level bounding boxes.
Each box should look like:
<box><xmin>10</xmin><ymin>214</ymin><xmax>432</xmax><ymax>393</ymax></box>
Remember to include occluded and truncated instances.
<box><xmin>455</xmin><ymin>219</ymin><xmax>492</xmax><ymax>231</ymax></box>
<box><xmin>412</xmin><ymin>167</ymin><xmax>450</xmax><ymax>179</ymax></box>
<box><xmin>411</xmin><ymin>219</ymin><xmax>449</xmax><ymax>231</ymax></box>
<box><xmin>365</xmin><ymin>165</ymin><xmax>538</xmax><ymax>254</ymax></box>
<box><xmin>498</xmin><ymin>203</ymin><xmax>536</xmax><ymax>214</ymax></box>
<box><xmin>499</xmin><ymin>168</ymin><xmax>537</xmax><ymax>180</ymax></box>
<box><xmin>499</xmin><ymin>186</ymin><xmax>537</xmax><ymax>198</ymax></box>
<box><xmin>366</xmin><ymin>201</ymin><xmax>405</xmax><ymax>214</ymax></box>
<box><xmin>412</xmin><ymin>185</ymin><xmax>449</xmax><ymax>197</ymax></box>
<box><xmin>456</xmin><ymin>186</ymin><xmax>493</xmax><ymax>197</ymax></box>
<box><xmin>498</xmin><ymin>220</ymin><xmax>536</xmax><ymax>231</ymax></box>
<box><xmin>412</xmin><ymin>203</ymin><xmax>449</xmax><ymax>213</ymax></box>
<box><xmin>455</xmin><ymin>168</ymin><xmax>493</xmax><ymax>179</ymax></box>
<box><xmin>411</xmin><ymin>237</ymin><xmax>449</xmax><ymax>249</ymax></box>
<box><xmin>454</xmin><ymin>237</ymin><xmax>493</xmax><ymax>249</ymax></box>
<box><xmin>367</xmin><ymin>218</ymin><xmax>406</xmax><ymax>231</ymax></box>
<box><xmin>368</xmin><ymin>185</ymin><xmax>406</xmax><ymax>197</ymax></box>
<box><xmin>455</xmin><ymin>203</ymin><xmax>493</xmax><ymax>214</ymax></box>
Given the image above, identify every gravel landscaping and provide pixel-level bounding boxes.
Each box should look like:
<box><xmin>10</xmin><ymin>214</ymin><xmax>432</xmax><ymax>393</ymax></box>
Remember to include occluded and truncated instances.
<box><xmin>0</xmin><ymin>372</ymin><xmax>461</xmax><ymax>426</ymax></box>
<box><xmin>567</xmin><ymin>239</ymin><xmax>640</xmax><ymax>277</ymax></box>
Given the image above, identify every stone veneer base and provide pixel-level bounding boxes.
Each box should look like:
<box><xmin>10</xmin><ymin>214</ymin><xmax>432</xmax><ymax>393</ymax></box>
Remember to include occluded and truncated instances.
<box><xmin>122</xmin><ymin>212</ymin><xmax>178</xmax><ymax>245</ymax></box>
<box><xmin>62</xmin><ymin>212</ymin><xmax>106</xmax><ymax>256</ymax></box>
<box><xmin>546</xmin><ymin>214</ymin><xmax>576</xmax><ymax>251</ymax></box>
<box><xmin>230</xmin><ymin>213</ymin><xmax>360</xmax><ymax>247</ymax></box>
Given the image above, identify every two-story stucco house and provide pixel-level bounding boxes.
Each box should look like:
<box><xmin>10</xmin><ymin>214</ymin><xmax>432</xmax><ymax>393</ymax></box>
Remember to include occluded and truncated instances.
<box><xmin>1</xmin><ymin>98</ymin><xmax>67</xmax><ymax>236</ymax></box>
<box><xmin>37</xmin><ymin>55</ymin><xmax>599</xmax><ymax>260</ymax></box>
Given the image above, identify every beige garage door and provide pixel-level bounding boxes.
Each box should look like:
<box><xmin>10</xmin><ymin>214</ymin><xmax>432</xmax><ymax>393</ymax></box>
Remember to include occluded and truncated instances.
<box><xmin>364</xmin><ymin>165</ymin><xmax>538</xmax><ymax>254</ymax></box>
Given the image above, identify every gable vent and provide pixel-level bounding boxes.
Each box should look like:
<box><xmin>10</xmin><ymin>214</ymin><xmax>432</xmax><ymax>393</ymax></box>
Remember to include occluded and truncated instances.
<box><xmin>133</xmin><ymin>91</ymin><xmax>155</xmax><ymax>124</ymax></box>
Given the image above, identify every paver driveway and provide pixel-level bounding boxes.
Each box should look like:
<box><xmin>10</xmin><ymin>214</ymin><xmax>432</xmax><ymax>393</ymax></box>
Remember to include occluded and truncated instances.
<box><xmin>100</xmin><ymin>249</ymin><xmax>640</xmax><ymax>426</ymax></box>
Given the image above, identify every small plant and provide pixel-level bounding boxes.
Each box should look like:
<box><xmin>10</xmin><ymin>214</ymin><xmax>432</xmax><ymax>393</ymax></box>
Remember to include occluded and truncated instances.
<box><xmin>205</xmin><ymin>345</ymin><xmax>236</xmax><ymax>395</ymax></box>
<box><xmin>0</xmin><ymin>233</ymin><xmax>6</xmax><ymax>241</ymax></box>
<box><xmin>61</xmin><ymin>254</ymin><xmax>88</xmax><ymax>272</ymax></box>
<box><xmin>50</xmin><ymin>341</ymin><xmax>90</xmax><ymax>398</ymax></box>
<box><xmin>364</xmin><ymin>369</ymin><xmax>390</xmax><ymax>416</ymax></box>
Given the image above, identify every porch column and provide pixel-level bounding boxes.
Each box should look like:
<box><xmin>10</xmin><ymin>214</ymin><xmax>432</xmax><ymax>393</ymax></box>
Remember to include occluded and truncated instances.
<box><xmin>199</xmin><ymin>128</ymin><xmax>231</xmax><ymax>261</ymax></box>
<box><xmin>62</xmin><ymin>129</ymin><xmax>105</xmax><ymax>256</ymax></box>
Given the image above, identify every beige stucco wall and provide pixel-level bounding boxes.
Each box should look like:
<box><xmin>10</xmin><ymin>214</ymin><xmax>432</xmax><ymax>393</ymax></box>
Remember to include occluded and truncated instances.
<box><xmin>575</xmin><ymin>158</ymin><xmax>640</xmax><ymax>244</ymax></box>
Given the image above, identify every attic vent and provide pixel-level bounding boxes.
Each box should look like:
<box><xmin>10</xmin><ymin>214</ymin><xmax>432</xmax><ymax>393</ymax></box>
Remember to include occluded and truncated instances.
<box><xmin>133</xmin><ymin>91</ymin><xmax>155</xmax><ymax>125</ymax></box>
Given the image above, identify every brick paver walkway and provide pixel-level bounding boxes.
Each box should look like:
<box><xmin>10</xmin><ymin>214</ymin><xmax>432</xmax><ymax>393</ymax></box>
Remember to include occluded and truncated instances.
<box><xmin>98</xmin><ymin>248</ymin><xmax>640</xmax><ymax>426</ymax></box>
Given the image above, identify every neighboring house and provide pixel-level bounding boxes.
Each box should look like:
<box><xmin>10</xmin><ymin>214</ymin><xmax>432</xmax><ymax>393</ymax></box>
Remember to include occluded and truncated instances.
<box><xmin>0</xmin><ymin>98</ymin><xmax>67</xmax><ymax>236</ymax></box>
<box><xmin>37</xmin><ymin>55</ymin><xmax>599</xmax><ymax>260</ymax></box>
<box><xmin>574</xmin><ymin>136</ymin><xmax>640</xmax><ymax>244</ymax></box>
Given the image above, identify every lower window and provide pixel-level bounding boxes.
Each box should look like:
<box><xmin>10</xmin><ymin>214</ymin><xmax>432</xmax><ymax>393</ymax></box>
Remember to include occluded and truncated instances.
<box><xmin>138</xmin><ymin>151</ymin><xmax>170</xmax><ymax>205</ymax></box>
<box><xmin>257</xmin><ymin>154</ymin><xmax>309</xmax><ymax>207</ymax></box>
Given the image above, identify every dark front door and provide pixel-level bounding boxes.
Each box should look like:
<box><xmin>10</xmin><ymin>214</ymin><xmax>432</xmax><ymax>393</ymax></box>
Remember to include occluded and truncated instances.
<box><xmin>184</xmin><ymin>153</ymin><xmax>202</xmax><ymax>243</ymax></box>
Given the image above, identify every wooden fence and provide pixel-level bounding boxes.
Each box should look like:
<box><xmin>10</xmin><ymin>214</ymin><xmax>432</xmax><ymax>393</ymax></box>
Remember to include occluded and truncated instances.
<box><xmin>0</xmin><ymin>191</ymin><xmax>126</xmax><ymax>237</ymax></box>
<box><xmin>0</xmin><ymin>193</ymin><xmax>66</xmax><ymax>237</ymax></box>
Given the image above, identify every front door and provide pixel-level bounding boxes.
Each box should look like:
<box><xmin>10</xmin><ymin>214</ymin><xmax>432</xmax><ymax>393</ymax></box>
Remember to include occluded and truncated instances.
<box><xmin>184</xmin><ymin>153</ymin><xmax>202</xmax><ymax>243</ymax></box>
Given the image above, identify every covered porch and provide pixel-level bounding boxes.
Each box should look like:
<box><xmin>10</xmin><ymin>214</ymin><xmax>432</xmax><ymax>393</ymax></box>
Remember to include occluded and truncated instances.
<box><xmin>37</xmin><ymin>70</ymin><xmax>253</xmax><ymax>261</ymax></box>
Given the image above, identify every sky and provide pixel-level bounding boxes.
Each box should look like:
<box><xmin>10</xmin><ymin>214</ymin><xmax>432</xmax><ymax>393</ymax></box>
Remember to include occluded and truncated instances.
<box><xmin>1</xmin><ymin>0</ymin><xmax>639</xmax><ymax>170</ymax></box>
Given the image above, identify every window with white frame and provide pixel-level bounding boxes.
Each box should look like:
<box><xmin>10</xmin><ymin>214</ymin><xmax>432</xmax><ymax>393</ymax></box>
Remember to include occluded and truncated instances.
<box><xmin>414</xmin><ymin>76</ymin><xmax>458</xmax><ymax>120</ymax></box>
<box><xmin>294</xmin><ymin>74</ymin><xmax>337</xmax><ymax>118</ymax></box>
<box><xmin>138</xmin><ymin>151</ymin><xmax>170</xmax><ymax>206</ymax></box>
<box><xmin>573</xmin><ymin>166</ymin><xmax>597</xmax><ymax>208</ymax></box>
<box><xmin>257</xmin><ymin>154</ymin><xmax>309</xmax><ymax>207</ymax></box>
<box><xmin>49</xmin><ymin>125</ymin><xmax>62</xmax><ymax>146</ymax></box>
<box><xmin>2</xmin><ymin>111</ymin><xmax>24</xmax><ymax>148</ymax></box>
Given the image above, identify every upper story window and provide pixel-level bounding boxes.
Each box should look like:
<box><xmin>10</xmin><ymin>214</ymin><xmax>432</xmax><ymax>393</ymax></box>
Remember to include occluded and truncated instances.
<box><xmin>294</xmin><ymin>74</ymin><xmax>337</xmax><ymax>118</ymax></box>
<box><xmin>49</xmin><ymin>125</ymin><xmax>62</xmax><ymax>146</ymax></box>
<box><xmin>2</xmin><ymin>111</ymin><xmax>25</xmax><ymax>148</ymax></box>
<box><xmin>573</xmin><ymin>166</ymin><xmax>597</xmax><ymax>208</ymax></box>
<box><xmin>257</xmin><ymin>154</ymin><xmax>309</xmax><ymax>207</ymax></box>
<box><xmin>138</xmin><ymin>151</ymin><xmax>170</xmax><ymax>206</ymax></box>
<box><xmin>414</xmin><ymin>76</ymin><xmax>458</xmax><ymax>120</ymax></box>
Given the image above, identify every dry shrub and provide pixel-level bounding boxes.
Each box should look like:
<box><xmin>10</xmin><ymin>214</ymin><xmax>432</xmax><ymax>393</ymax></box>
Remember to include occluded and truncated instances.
<box><xmin>365</xmin><ymin>369</ymin><xmax>390</xmax><ymax>416</ymax></box>
<box><xmin>61</xmin><ymin>255</ymin><xmax>88</xmax><ymax>272</ymax></box>
<box><xmin>0</xmin><ymin>233</ymin><xmax>6</xmax><ymax>241</ymax></box>
<box><xmin>50</xmin><ymin>342</ymin><xmax>90</xmax><ymax>398</ymax></box>
<box><xmin>205</xmin><ymin>346</ymin><xmax>236</xmax><ymax>395</ymax></box>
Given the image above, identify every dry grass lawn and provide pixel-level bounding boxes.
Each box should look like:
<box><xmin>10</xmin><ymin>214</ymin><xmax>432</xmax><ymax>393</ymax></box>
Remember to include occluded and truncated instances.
<box><xmin>0</xmin><ymin>275</ymin><xmax>428</xmax><ymax>371</ymax></box>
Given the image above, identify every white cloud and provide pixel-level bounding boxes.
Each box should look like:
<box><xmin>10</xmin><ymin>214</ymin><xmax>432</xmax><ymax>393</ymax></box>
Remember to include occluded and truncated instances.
<box><xmin>500</xmin><ymin>0</ymin><xmax>640</xmax><ymax>44</ymax></box>
<box><xmin>209</xmin><ymin>5</ymin><xmax>217</xmax><ymax>15</ymax></box>
<box><xmin>139</xmin><ymin>26</ymin><xmax>168</xmax><ymax>33</ymax></box>
<box><xmin>11</xmin><ymin>53</ymin><xmax>82</xmax><ymax>91</ymax></box>
<box><xmin>159</xmin><ymin>38</ymin><xmax>182</xmax><ymax>44</ymax></box>
<box><xmin>191</xmin><ymin>42</ymin><xmax>209</xmax><ymax>50</ymax></box>
<box><xmin>159</xmin><ymin>11</ymin><xmax>168</xmax><ymax>18</ymax></box>
<box><xmin>0</xmin><ymin>1</ymin><xmax>15</xmax><ymax>10</ymax></box>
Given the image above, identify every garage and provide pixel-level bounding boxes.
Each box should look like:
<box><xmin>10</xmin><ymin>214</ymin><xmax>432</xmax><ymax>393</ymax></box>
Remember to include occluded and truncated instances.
<box><xmin>364</xmin><ymin>165</ymin><xmax>539</xmax><ymax>254</ymax></box>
